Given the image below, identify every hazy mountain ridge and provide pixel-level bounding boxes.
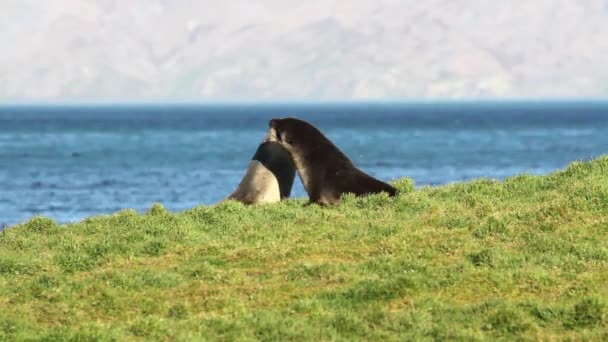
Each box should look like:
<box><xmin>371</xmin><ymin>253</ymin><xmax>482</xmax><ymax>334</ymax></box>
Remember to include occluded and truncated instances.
<box><xmin>2</xmin><ymin>0</ymin><xmax>607</xmax><ymax>101</ymax></box>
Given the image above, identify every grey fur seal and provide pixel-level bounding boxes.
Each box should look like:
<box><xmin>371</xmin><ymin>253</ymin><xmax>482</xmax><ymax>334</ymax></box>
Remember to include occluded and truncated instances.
<box><xmin>226</xmin><ymin>141</ymin><xmax>296</xmax><ymax>204</ymax></box>
<box><xmin>266</xmin><ymin>118</ymin><xmax>397</xmax><ymax>205</ymax></box>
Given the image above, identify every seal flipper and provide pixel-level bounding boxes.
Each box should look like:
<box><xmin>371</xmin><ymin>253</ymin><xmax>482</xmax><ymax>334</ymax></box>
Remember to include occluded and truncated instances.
<box><xmin>339</xmin><ymin>169</ymin><xmax>398</xmax><ymax>198</ymax></box>
<box><xmin>225</xmin><ymin>142</ymin><xmax>296</xmax><ymax>204</ymax></box>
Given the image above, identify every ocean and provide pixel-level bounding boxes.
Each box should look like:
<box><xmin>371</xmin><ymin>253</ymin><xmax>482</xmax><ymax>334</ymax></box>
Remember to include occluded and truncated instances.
<box><xmin>1</xmin><ymin>101</ymin><xmax>607</xmax><ymax>227</ymax></box>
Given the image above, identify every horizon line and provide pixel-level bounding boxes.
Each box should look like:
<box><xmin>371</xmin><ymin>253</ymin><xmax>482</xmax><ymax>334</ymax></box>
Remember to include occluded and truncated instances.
<box><xmin>1</xmin><ymin>97</ymin><xmax>608</xmax><ymax>107</ymax></box>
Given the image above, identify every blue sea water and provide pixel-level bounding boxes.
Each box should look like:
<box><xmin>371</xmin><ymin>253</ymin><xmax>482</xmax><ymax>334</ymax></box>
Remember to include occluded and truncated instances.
<box><xmin>1</xmin><ymin>101</ymin><xmax>607</xmax><ymax>227</ymax></box>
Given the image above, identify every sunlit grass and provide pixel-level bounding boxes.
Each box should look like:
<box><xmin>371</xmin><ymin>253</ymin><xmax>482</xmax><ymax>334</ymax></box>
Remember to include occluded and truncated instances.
<box><xmin>1</xmin><ymin>157</ymin><xmax>607</xmax><ymax>340</ymax></box>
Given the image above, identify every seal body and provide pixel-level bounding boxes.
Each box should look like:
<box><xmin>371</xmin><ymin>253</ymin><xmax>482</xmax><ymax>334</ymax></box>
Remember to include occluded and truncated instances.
<box><xmin>226</xmin><ymin>141</ymin><xmax>296</xmax><ymax>204</ymax></box>
<box><xmin>266</xmin><ymin>118</ymin><xmax>398</xmax><ymax>205</ymax></box>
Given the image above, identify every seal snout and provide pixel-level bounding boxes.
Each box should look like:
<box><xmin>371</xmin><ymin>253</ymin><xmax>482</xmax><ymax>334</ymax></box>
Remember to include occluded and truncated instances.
<box><xmin>266</xmin><ymin>119</ymin><xmax>281</xmax><ymax>143</ymax></box>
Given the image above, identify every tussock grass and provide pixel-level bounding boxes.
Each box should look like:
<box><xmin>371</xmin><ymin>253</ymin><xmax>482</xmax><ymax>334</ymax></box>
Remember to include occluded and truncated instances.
<box><xmin>1</xmin><ymin>157</ymin><xmax>607</xmax><ymax>340</ymax></box>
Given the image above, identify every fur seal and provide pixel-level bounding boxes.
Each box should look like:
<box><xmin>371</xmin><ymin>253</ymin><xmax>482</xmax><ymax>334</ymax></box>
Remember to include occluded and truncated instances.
<box><xmin>226</xmin><ymin>141</ymin><xmax>296</xmax><ymax>204</ymax></box>
<box><xmin>266</xmin><ymin>117</ymin><xmax>398</xmax><ymax>205</ymax></box>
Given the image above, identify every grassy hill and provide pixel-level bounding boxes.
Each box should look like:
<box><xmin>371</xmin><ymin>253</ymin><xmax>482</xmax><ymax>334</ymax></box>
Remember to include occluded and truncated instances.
<box><xmin>1</xmin><ymin>157</ymin><xmax>607</xmax><ymax>340</ymax></box>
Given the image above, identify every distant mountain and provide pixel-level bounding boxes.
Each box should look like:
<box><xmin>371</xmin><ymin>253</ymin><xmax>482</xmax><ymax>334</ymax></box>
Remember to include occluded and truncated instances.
<box><xmin>1</xmin><ymin>0</ymin><xmax>607</xmax><ymax>101</ymax></box>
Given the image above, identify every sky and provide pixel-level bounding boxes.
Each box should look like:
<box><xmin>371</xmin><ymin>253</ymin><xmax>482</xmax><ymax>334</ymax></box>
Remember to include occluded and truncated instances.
<box><xmin>1</xmin><ymin>0</ymin><xmax>608</xmax><ymax>102</ymax></box>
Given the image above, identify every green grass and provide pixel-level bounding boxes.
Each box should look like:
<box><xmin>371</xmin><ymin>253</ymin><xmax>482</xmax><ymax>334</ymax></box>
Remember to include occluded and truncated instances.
<box><xmin>1</xmin><ymin>157</ymin><xmax>608</xmax><ymax>341</ymax></box>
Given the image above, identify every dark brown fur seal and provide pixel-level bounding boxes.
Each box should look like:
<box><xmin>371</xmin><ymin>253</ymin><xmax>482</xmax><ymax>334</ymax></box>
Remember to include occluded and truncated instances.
<box><xmin>267</xmin><ymin>118</ymin><xmax>397</xmax><ymax>205</ymax></box>
<box><xmin>226</xmin><ymin>141</ymin><xmax>296</xmax><ymax>204</ymax></box>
